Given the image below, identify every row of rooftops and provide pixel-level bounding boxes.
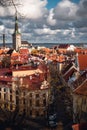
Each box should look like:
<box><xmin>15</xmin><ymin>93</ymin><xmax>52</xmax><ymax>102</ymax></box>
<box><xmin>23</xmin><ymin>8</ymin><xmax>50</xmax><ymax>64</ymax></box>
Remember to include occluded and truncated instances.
<box><xmin>0</xmin><ymin>57</ymin><xmax>49</xmax><ymax>90</ymax></box>
<box><xmin>0</xmin><ymin>43</ymin><xmax>87</xmax><ymax>91</ymax></box>
<box><xmin>62</xmin><ymin>61</ymin><xmax>87</xmax><ymax>96</ymax></box>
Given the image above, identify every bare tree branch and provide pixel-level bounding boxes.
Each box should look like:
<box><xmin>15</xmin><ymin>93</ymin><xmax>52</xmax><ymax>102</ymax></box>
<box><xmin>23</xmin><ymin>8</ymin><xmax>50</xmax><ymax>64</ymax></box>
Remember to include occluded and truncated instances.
<box><xmin>0</xmin><ymin>0</ymin><xmax>23</xmax><ymax>17</ymax></box>
<box><xmin>0</xmin><ymin>0</ymin><xmax>13</xmax><ymax>6</ymax></box>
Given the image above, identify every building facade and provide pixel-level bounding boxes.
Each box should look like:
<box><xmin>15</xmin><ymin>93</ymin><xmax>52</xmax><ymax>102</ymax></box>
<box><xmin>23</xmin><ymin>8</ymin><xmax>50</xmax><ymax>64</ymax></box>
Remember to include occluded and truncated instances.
<box><xmin>0</xmin><ymin>63</ymin><xmax>50</xmax><ymax>119</ymax></box>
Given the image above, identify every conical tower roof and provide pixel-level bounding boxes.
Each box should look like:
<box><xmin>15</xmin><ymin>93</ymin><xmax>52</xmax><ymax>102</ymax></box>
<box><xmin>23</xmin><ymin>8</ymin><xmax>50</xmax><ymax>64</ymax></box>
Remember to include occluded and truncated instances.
<box><xmin>14</xmin><ymin>12</ymin><xmax>20</xmax><ymax>34</ymax></box>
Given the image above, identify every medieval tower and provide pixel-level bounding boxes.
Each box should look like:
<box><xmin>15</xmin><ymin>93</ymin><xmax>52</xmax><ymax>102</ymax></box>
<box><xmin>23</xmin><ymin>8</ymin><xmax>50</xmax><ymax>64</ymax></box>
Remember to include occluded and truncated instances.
<box><xmin>12</xmin><ymin>13</ymin><xmax>21</xmax><ymax>51</ymax></box>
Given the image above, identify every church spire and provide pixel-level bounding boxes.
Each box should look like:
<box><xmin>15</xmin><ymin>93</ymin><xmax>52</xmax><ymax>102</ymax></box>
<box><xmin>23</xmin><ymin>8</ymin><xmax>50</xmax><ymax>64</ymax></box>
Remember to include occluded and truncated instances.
<box><xmin>14</xmin><ymin>12</ymin><xmax>19</xmax><ymax>34</ymax></box>
<box><xmin>12</xmin><ymin>12</ymin><xmax>21</xmax><ymax>51</ymax></box>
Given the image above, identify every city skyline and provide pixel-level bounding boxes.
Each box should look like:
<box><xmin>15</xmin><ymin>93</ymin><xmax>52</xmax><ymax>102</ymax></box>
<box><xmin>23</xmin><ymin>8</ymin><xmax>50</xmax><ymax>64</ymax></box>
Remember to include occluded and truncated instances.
<box><xmin>0</xmin><ymin>0</ymin><xmax>87</xmax><ymax>44</ymax></box>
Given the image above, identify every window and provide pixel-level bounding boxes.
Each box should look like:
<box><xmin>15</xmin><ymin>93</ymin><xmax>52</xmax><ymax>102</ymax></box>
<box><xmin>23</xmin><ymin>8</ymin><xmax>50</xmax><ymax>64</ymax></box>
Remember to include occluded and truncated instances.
<box><xmin>0</xmin><ymin>93</ymin><xmax>1</xmax><ymax>99</ymax></box>
<box><xmin>30</xmin><ymin>110</ymin><xmax>32</xmax><ymax>116</ymax></box>
<box><xmin>10</xmin><ymin>89</ymin><xmax>12</xmax><ymax>93</ymax></box>
<box><xmin>23</xmin><ymin>91</ymin><xmax>26</xmax><ymax>96</ymax></box>
<box><xmin>23</xmin><ymin>99</ymin><xmax>26</xmax><ymax>105</ymax></box>
<box><xmin>16</xmin><ymin>96</ymin><xmax>19</xmax><ymax>104</ymax></box>
<box><xmin>4</xmin><ymin>103</ymin><xmax>7</xmax><ymax>109</ymax></box>
<box><xmin>30</xmin><ymin>93</ymin><xmax>32</xmax><ymax>97</ymax></box>
<box><xmin>16</xmin><ymin>90</ymin><xmax>19</xmax><ymax>95</ymax></box>
<box><xmin>4</xmin><ymin>88</ymin><xmax>6</xmax><ymax>92</ymax></box>
<box><xmin>36</xmin><ymin>94</ymin><xmax>39</xmax><ymax>98</ymax></box>
<box><xmin>30</xmin><ymin>99</ymin><xmax>32</xmax><ymax>106</ymax></box>
<box><xmin>83</xmin><ymin>98</ymin><xmax>86</xmax><ymax>105</ymax></box>
<box><xmin>4</xmin><ymin>94</ymin><xmax>6</xmax><ymax>100</ymax></box>
<box><xmin>43</xmin><ymin>99</ymin><xmax>46</xmax><ymax>106</ymax></box>
<box><xmin>23</xmin><ymin>109</ymin><xmax>26</xmax><ymax>114</ymax></box>
<box><xmin>36</xmin><ymin>111</ymin><xmax>39</xmax><ymax>116</ymax></box>
<box><xmin>10</xmin><ymin>104</ymin><xmax>13</xmax><ymax>110</ymax></box>
<box><xmin>10</xmin><ymin>95</ymin><xmax>12</xmax><ymax>102</ymax></box>
<box><xmin>36</xmin><ymin>100</ymin><xmax>39</xmax><ymax>107</ymax></box>
<box><xmin>43</xmin><ymin>93</ymin><xmax>46</xmax><ymax>97</ymax></box>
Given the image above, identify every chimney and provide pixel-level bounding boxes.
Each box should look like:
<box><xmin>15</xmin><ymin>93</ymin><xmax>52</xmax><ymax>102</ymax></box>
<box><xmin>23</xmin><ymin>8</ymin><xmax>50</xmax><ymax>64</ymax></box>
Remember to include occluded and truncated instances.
<box><xmin>3</xmin><ymin>33</ymin><xmax>5</xmax><ymax>47</ymax></box>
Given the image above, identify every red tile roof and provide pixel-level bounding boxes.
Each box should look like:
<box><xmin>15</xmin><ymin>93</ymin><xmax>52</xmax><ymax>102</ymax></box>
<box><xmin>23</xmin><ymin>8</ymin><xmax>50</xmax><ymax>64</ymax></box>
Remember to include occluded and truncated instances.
<box><xmin>75</xmin><ymin>48</ymin><xmax>87</xmax><ymax>54</ymax></box>
<box><xmin>58</xmin><ymin>44</ymin><xmax>69</xmax><ymax>49</ymax></box>
<box><xmin>0</xmin><ymin>49</ymin><xmax>3</xmax><ymax>55</ymax></box>
<box><xmin>78</xmin><ymin>54</ymin><xmax>87</xmax><ymax>71</ymax></box>
<box><xmin>14</xmin><ymin>73</ymin><xmax>48</xmax><ymax>90</ymax></box>
<box><xmin>0</xmin><ymin>64</ymin><xmax>49</xmax><ymax>90</ymax></box>
<box><xmin>19</xmin><ymin>48</ymin><xmax>29</xmax><ymax>54</ymax></box>
<box><xmin>72</xmin><ymin>122</ymin><xmax>87</xmax><ymax>130</ymax></box>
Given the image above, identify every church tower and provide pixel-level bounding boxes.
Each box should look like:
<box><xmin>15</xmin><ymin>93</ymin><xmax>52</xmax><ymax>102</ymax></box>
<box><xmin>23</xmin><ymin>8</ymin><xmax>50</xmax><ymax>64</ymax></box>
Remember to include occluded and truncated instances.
<box><xmin>12</xmin><ymin>13</ymin><xmax>21</xmax><ymax>51</ymax></box>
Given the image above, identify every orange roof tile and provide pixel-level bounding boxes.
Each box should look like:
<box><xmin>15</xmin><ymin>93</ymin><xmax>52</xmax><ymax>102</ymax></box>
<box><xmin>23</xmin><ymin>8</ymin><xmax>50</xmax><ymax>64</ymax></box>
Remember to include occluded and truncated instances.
<box><xmin>42</xmin><ymin>48</ymin><xmax>51</xmax><ymax>53</ymax></box>
<box><xmin>11</xmin><ymin>51</ymin><xmax>20</xmax><ymax>57</ymax></box>
<box><xmin>0</xmin><ymin>49</ymin><xmax>3</xmax><ymax>55</ymax></box>
<box><xmin>78</xmin><ymin>54</ymin><xmax>87</xmax><ymax>71</ymax></box>
<box><xmin>19</xmin><ymin>48</ymin><xmax>29</xmax><ymax>54</ymax></box>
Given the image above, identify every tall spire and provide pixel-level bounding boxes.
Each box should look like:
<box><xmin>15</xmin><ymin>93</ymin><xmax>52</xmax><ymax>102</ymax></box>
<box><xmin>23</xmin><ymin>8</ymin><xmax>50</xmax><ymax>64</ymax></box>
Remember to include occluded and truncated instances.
<box><xmin>12</xmin><ymin>12</ymin><xmax>21</xmax><ymax>51</ymax></box>
<box><xmin>14</xmin><ymin>12</ymin><xmax>19</xmax><ymax>34</ymax></box>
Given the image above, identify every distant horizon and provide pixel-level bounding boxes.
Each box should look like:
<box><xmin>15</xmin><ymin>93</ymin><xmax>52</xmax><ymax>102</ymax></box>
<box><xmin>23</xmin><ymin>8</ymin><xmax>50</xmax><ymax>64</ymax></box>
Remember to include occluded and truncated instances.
<box><xmin>0</xmin><ymin>42</ymin><xmax>87</xmax><ymax>45</ymax></box>
<box><xmin>0</xmin><ymin>42</ymin><xmax>87</xmax><ymax>49</ymax></box>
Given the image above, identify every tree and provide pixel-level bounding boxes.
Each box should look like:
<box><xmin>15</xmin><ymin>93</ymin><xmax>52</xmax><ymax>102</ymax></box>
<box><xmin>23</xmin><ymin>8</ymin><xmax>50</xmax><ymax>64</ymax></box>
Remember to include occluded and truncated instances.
<box><xmin>2</xmin><ymin>55</ymin><xmax>11</xmax><ymax>68</ymax></box>
<box><xmin>0</xmin><ymin>0</ymin><xmax>10</xmax><ymax>6</ymax></box>
<box><xmin>31</xmin><ymin>49</ymin><xmax>39</xmax><ymax>56</ymax></box>
<box><xmin>0</xmin><ymin>0</ymin><xmax>17</xmax><ymax>6</ymax></box>
<box><xmin>0</xmin><ymin>0</ymin><xmax>20</xmax><ymax>15</ymax></box>
<box><xmin>48</xmin><ymin>62</ymin><xmax>73</xmax><ymax>126</ymax></box>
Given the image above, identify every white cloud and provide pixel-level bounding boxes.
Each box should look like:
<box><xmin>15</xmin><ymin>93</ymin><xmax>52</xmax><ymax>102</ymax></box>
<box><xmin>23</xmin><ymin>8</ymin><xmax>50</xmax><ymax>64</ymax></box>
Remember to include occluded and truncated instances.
<box><xmin>47</xmin><ymin>8</ymin><xmax>56</xmax><ymax>26</ymax></box>
<box><xmin>0</xmin><ymin>0</ymin><xmax>48</xmax><ymax>19</ymax></box>
<box><xmin>0</xmin><ymin>25</ymin><xmax>5</xmax><ymax>33</ymax></box>
<box><xmin>0</xmin><ymin>7</ymin><xmax>9</xmax><ymax>17</ymax></box>
<box><xmin>54</xmin><ymin>0</ymin><xmax>78</xmax><ymax>20</ymax></box>
<box><xmin>7</xmin><ymin>0</ymin><xmax>47</xmax><ymax>19</ymax></box>
<box><xmin>62</xmin><ymin>28</ymin><xmax>76</xmax><ymax>38</ymax></box>
<box><xmin>76</xmin><ymin>0</ymin><xmax>87</xmax><ymax>17</ymax></box>
<box><xmin>34</xmin><ymin>26</ymin><xmax>61</xmax><ymax>35</ymax></box>
<box><xmin>63</xmin><ymin>29</ymin><xmax>70</xmax><ymax>35</ymax></box>
<box><xmin>71</xmin><ymin>28</ymin><xmax>75</xmax><ymax>38</ymax></box>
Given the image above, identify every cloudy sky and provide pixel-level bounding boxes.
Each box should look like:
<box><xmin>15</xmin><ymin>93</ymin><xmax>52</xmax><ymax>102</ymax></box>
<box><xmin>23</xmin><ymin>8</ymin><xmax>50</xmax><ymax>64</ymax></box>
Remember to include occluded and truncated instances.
<box><xmin>0</xmin><ymin>0</ymin><xmax>87</xmax><ymax>44</ymax></box>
